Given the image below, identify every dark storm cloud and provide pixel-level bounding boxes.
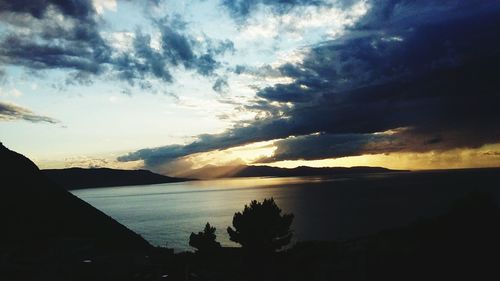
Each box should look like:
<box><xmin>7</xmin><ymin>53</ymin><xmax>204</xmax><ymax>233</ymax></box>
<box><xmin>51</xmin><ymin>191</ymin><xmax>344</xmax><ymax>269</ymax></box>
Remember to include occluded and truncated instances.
<box><xmin>253</xmin><ymin>0</ymin><xmax>500</xmax><ymax>134</ymax></box>
<box><xmin>123</xmin><ymin>0</ymin><xmax>499</xmax><ymax>168</ymax></box>
<box><xmin>352</xmin><ymin>0</ymin><xmax>493</xmax><ymax>31</ymax></box>
<box><xmin>263</xmin><ymin>126</ymin><xmax>500</xmax><ymax>162</ymax></box>
<box><xmin>0</xmin><ymin>3</ymin><xmax>232</xmax><ymax>87</ymax></box>
<box><xmin>0</xmin><ymin>101</ymin><xmax>59</xmax><ymax>124</ymax></box>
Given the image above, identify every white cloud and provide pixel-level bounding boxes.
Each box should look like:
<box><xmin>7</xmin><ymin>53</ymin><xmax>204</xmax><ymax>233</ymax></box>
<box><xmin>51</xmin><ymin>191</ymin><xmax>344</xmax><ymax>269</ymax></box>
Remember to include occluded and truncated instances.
<box><xmin>272</xmin><ymin>48</ymin><xmax>308</xmax><ymax>67</ymax></box>
<box><xmin>150</xmin><ymin>32</ymin><xmax>162</xmax><ymax>51</ymax></box>
<box><xmin>93</xmin><ymin>0</ymin><xmax>117</xmax><ymax>14</ymax></box>
<box><xmin>237</xmin><ymin>0</ymin><xmax>369</xmax><ymax>42</ymax></box>
<box><xmin>101</xmin><ymin>31</ymin><xmax>135</xmax><ymax>53</ymax></box>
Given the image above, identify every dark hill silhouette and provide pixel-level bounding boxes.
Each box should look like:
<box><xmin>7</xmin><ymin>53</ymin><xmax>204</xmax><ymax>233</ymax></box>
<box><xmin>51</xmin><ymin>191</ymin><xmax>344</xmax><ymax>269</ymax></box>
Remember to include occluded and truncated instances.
<box><xmin>184</xmin><ymin>164</ymin><xmax>404</xmax><ymax>179</ymax></box>
<box><xmin>43</xmin><ymin>167</ymin><xmax>190</xmax><ymax>190</ymax></box>
<box><xmin>0</xmin><ymin>143</ymin><xmax>152</xmax><ymax>255</ymax></box>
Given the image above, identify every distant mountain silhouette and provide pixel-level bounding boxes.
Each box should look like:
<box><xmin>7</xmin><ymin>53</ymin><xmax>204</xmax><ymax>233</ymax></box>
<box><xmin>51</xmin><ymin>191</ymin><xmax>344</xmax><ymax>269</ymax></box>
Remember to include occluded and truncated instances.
<box><xmin>233</xmin><ymin>165</ymin><xmax>403</xmax><ymax>177</ymax></box>
<box><xmin>182</xmin><ymin>164</ymin><xmax>404</xmax><ymax>179</ymax></box>
<box><xmin>0</xmin><ymin>143</ymin><xmax>152</xmax><ymax>255</ymax></box>
<box><xmin>43</xmin><ymin>167</ymin><xmax>190</xmax><ymax>190</ymax></box>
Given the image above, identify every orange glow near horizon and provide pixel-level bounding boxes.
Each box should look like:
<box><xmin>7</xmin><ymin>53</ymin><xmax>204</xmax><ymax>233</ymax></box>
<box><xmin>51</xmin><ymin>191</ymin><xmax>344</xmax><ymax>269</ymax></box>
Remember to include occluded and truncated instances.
<box><xmin>260</xmin><ymin>143</ymin><xmax>500</xmax><ymax>170</ymax></box>
<box><xmin>36</xmin><ymin>142</ymin><xmax>500</xmax><ymax>173</ymax></box>
<box><xmin>184</xmin><ymin>142</ymin><xmax>500</xmax><ymax>171</ymax></box>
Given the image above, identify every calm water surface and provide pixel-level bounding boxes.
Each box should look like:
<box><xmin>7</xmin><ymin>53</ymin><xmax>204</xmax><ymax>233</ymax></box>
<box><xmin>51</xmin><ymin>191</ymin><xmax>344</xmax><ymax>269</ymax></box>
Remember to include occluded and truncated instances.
<box><xmin>71</xmin><ymin>171</ymin><xmax>500</xmax><ymax>251</ymax></box>
<box><xmin>73</xmin><ymin>177</ymin><xmax>331</xmax><ymax>251</ymax></box>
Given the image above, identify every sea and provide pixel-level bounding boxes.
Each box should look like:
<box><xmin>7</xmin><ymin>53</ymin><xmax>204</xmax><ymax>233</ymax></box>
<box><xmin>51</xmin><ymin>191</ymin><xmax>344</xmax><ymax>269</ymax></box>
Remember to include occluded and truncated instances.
<box><xmin>71</xmin><ymin>169</ymin><xmax>500</xmax><ymax>252</ymax></box>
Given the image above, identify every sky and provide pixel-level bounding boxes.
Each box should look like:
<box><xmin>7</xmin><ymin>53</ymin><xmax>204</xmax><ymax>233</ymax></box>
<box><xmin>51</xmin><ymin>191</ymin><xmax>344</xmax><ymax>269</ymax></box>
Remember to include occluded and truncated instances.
<box><xmin>1</xmin><ymin>0</ymin><xmax>499</xmax><ymax>175</ymax></box>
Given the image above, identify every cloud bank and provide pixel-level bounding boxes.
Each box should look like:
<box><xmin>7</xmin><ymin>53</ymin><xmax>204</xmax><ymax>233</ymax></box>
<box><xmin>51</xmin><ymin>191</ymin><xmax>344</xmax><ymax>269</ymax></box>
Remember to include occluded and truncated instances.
<box><xmin>119</xmin><ymin>0</ymin><xmax>500</xmax><ymax>171</ymax></box>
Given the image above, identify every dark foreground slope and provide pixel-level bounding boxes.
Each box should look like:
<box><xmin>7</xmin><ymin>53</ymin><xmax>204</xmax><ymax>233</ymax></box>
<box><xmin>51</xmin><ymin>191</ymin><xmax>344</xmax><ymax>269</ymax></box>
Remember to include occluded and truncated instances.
<box><xmin>282</xmin><ymin>192</ymin><xmax>500</xmax><ymax>281</ymax></box>
<box><xmin>178</xmin><ymin>191</ymin><xmax>500</xmax><ymax>281</ymax></box>
<box><xmin>43</xmin><ymin>168</ymin><xmax>190</xmax><ymax>190</ymax></box>
<box><xmin>0</xmin><ymin>143</ymin><xmax>155</xmax><ymax>280</ymax></box>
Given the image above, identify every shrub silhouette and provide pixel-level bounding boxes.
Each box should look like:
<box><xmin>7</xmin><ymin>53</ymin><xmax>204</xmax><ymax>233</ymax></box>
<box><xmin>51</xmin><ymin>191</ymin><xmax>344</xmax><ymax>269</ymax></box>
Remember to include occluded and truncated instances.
<box><xmin>227</xmin><ymin>198</ymin><xmax>294</xmax><ymax>253</ymax></box>
<box><xmin>189</xmin><ymin>223</ymin><xmax>221</xmax><ymax>253</ymax></box>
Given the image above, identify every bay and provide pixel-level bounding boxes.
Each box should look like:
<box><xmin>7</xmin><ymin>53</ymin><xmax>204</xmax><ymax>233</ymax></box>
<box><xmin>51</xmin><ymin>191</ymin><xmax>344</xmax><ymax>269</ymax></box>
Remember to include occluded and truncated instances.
<box><xmin>71</xmin><ymin>169</ymin><xmax>500</xmax><ymax>252</ymax></box>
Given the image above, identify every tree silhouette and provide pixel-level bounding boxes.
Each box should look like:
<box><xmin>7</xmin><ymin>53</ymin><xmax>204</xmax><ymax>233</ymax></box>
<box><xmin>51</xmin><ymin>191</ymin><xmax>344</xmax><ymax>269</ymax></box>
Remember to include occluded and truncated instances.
<box><xmin>227</xmin><ymin>198</ymin><xmax>294</xmax><ymax>253</ymax></box>
<box><xmin>189</xmin><ymin>222</ymin><xmax>221</xmax><ymax>253</ymax></box>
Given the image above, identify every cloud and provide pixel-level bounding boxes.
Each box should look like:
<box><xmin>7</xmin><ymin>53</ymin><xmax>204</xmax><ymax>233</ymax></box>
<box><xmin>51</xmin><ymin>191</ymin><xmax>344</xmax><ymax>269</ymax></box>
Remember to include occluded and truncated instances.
<box><xmin>111</xmin><ymin>16</ymin><xmax>234</xmax><ymax>86</ymax></box>
<box><xmin>0</xmin><ymin>0</ymin><xmax>95</xmax><ymax>20</ymax></box>
<box><xmin>221</xmin><ymin>0</ymin><xmax>331</xmax><ymax>21</ymax></box>
<box><xmin>0</xmin><ymin>3</ymin><xmax>233</xmax><ymax>89</ymax></box>
<box><xmin>92</xmin><ymin>0</ymin><xmax>117</xmax><ymax>14</ymax></box>
<box><xmin>233</xmin><ymin>0</ymin><xmax>368</xmax><ymax>43</ymax></box>
<box><xmin>62</xmin><ymin>155</ymin><xmax>143</xmax><ymax>169</ymax></box>
<box><xmin>154</xmin><ymin>17</ymin><xmax>234</xmax><ymax>77</ymax></box>
<box><xmin>113</xmin><ymin>30</ymin><xmax>173</xmax><ymax>84</ymax></box>
<box><xmin>0</xmin><ymin>0</ymin><xmax>111</xmax><ymax>79</ymax></box>
<box><xmin>117</xmin><ymin>0</ymin><xmax>499</xmax><ymax>169</ymax></box>
<box><xmin>0</xmin><ymin>101</ymin><xmax>59</xmax><ymax>124</ymax></box>
<box><xmin>118</xmin><ymin>117</ymin><xmax>296</xmax><ymax>167</ymax></box>
<box><xmin>261</xmin><ymin>126</ymin><xmax>500</xmax><ymax>163</ymax></box>
<box><xmin>212</xmin><ymin>77</ymin><xmax>229</xmax><ymax>93</ymax></box>
<box><xmin>261</xmin><ymin>132</ymin><xmax>389</xmax><ymax>162</ymax></box>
